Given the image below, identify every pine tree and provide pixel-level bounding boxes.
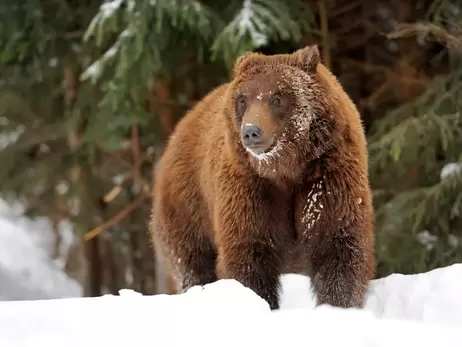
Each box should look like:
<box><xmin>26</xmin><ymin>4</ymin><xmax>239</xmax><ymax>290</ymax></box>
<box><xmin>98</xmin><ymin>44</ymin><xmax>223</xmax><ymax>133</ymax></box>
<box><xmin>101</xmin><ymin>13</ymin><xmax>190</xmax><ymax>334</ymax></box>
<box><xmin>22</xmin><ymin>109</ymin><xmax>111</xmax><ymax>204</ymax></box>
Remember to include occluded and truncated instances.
<box><xmin>368</xmin><ymin>2</ymin><xmax>462</xmax><ymax>276</ymax></box>
<box><xmin>0</xmin><ymin>0</ymin><xmax>127</xmax><ymax>294</ymax></box>
<box><xmin>80</xmin><ymin>0</ymin><xmax>316</xmax><ymax>146</ymax></box>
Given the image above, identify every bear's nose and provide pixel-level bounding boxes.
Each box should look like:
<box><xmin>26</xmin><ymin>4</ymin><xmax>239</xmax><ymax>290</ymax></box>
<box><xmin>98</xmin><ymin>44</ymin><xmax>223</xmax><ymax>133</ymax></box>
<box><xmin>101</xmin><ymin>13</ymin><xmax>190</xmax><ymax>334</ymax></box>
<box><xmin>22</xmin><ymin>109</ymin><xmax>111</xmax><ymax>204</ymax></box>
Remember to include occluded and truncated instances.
<box><xmin>242</xmin><ymin>124</ymin><xmax>263</xmax><ymax>146</ymax></box>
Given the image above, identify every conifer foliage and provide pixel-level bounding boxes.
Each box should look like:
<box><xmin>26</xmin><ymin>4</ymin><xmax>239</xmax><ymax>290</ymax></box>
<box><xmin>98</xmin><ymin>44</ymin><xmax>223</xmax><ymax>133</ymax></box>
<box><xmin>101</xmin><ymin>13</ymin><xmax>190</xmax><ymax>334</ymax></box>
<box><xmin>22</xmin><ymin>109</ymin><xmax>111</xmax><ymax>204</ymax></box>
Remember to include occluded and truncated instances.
<box><xmin>0</xmin><ymin>0</ymin><xmax>461</xmax><ymax>294</ymax></box>
<box><xmin>368</xmin><ymin>4</ymin><xmax>462</xmax><ymax>275</ymax></box>
<box><xmin>80</xmin><ymin>0</ymin><xmax>315</xmax><ymax>146</ymax></box>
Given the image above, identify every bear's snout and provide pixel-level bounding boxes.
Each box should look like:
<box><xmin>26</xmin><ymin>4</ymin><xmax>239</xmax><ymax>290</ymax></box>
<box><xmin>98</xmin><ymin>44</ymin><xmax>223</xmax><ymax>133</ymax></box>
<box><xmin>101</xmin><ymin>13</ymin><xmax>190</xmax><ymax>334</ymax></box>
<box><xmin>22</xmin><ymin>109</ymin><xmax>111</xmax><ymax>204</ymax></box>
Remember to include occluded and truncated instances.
<box><xmin>242</xmin><ymin>124</ymin><xmax>263</xmax><ymax>147</ymax></box>
<box><xmin>241</xmin><ymin>102</ymin><xmax>278</xmax><ymax>154</ymax></box>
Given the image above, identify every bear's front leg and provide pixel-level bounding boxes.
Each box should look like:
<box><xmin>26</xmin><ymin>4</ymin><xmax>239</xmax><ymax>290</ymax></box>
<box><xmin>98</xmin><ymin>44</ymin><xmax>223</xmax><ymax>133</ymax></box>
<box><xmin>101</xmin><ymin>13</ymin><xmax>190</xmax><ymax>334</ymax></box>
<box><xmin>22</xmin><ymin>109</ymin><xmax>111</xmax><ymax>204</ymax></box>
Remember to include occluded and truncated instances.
<box><xmin>309</xmin><ymin>227</ymin><xmax>372</xmax><ymax>308</ymax></box>
<box><xmin>216</xmin><ymin>240</ymin><xmax>281</xmax><ymax>310</ymax></box>
<box><xmin>296</xmin><ymin>177</ymin><xmax>375</xmax><ymax>309</ymax></box>
<box><xmin>213</xmin><ymin>174</ymin><xmax>286</xmax><ymax>310</ymax></box>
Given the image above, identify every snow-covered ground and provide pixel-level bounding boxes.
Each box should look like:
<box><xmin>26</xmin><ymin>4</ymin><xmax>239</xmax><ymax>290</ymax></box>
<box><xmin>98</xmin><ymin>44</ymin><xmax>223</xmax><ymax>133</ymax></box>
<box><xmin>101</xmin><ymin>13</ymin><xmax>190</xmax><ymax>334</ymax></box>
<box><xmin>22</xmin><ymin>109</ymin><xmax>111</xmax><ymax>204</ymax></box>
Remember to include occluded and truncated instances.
<box><xmin>1</xmin><ymin>197</ymin><xmax>462</xmax><ymax>346</ymax></box>
<box><xmin>0</xmin><ymin>199</ymin><xmax>83</xmax><ymax>301</ymax></box>
<box><xmin>0</xmin><ymin>264</ymin><xmax>462</xmax><ymax>346</ymax></box>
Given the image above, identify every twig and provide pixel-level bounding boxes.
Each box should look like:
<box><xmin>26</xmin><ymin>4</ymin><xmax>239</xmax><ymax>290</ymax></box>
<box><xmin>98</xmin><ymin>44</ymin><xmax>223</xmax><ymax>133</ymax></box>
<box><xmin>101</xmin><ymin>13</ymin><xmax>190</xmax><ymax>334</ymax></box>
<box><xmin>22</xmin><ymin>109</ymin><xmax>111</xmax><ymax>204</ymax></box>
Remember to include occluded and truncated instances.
<box><xmin>330</xmin><ymin>0</ymin><xmax>361</xmax><ymax>18</ymax></box>
<box><xmin>342</xmin><ymin>58</ymin><xmax>429</xmax><ymax>87</ymax></box>
<box><xmin>103</xmin><ymin>185</ymin><xmax>123</xmax><ymax>203</ymax></box>
<box><xmin>388</xmin><ymin>22</ymin><xmax>462</xmax><ymax>52</ymax></box>
<box><xmin>342</xmin><ymin>58</ymin><xmax>391</xmax><ymax>75</ymax></box>
<box><xmin>131</xmin><ymin>124</ymin><xmax>144</xmax><ymax>186</ymax></box>
<box><xmin>99</xmin><ymin>152</ymin><xmax>152</xmax><ymax>204</ymax></box>
<box><xmin>83</xmin><ymin>192</ymin><xmax>149</xmax><ymax>241</ymax></box>
<box><xmin>361</xmin><ymin>80</ymin><xmax>392</xmax><ymax>108</ymax></box>
<box><xmin>131</xmin><ymin>125</ymin><xmax>140</xmax><ymax>162</ymax></box>
<box><xmin>61</xmin><ymin>31</ymin><xmax>84</xmax><ymax>39</ymax></box>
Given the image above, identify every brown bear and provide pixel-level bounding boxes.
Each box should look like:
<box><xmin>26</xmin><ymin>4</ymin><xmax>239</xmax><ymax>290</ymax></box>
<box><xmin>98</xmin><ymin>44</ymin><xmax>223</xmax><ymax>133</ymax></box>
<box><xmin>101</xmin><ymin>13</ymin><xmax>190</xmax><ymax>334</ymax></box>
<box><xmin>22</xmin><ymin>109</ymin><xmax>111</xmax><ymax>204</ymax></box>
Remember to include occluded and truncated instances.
<box><xmin>150</xmin><ymin>45</ymin><xmax>375</xmax><ymax>310</ymax></box>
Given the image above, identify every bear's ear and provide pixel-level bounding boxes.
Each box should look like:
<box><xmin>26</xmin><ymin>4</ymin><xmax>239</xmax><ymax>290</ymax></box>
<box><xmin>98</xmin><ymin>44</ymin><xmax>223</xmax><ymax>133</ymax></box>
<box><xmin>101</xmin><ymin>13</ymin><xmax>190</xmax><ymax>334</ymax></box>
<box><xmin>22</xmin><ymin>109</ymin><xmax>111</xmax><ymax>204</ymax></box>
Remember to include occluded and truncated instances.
<box><xmin>295</xmin><ymin>45</ymin><xmax>320</xmax><ymax>74</ymax></box>
<box><xmin>233</xmin><ymin>51</ymin><xmax>257</xmax><ymax>77</ymax></box>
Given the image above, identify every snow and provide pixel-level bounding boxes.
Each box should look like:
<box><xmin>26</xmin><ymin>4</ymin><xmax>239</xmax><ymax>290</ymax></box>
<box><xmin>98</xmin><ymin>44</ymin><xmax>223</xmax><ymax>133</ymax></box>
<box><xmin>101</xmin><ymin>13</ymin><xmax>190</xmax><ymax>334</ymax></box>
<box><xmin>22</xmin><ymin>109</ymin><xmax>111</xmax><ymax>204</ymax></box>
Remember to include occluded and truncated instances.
<box><xmin>81</xmin><ymin>60</ymin><xmax>103</xmax><ymax>80</ymax></box>
<box><xmin>417</xmin><ymin>229</ymin><xmax>438</xmax><ymax>250</ymax></box>
<box><xmin>0</xmin><ymin>125</ymin><xmax>25</xmax><ymax>150</ymax></box>
<box><xmin>448</xmin><ymin>234</ymin><xmax>459</xmax><ymax>248</ymax></box>
<box><xmin>440</xmin><ymin>162</ymin><xmax>462</xmax><ymax>180</ymax></box>
<box><xmin>48</xmin><ymin>57</ymin><xmax>58</xmax><ymax>67</ymax></box>
<box><xmin>1</xmin><ymin>194</ymin><xmax>461</xmax><ymax>346</ymax></box>
<box><xmin>235</xmin><ymin>0</ymin><xmax>268</xmax><ymax>47</ymax></box>
<box><xmin>103</xmin><ymin>45</ymin><xmax>119</xmax><ymax>59</ymax></box>
<box><xmin>100</xmin><ymin>0</ymin><xmax>123</xmax><ymax>18</ymax></box>
<box><xmin>81</xmin><ymin>26</ymin><xmax>131</xmax><ymax>81</ymax></box>
<box><xmin>120</xmin><ymin>28</ymin><xmax>133</xmax><ymax>38</ymax></box>
<box><xmin>1</xmin><ymin>265</ymin><xmax>462</xmax><ymax>346</ymax></box>
<box><xmin>0</xmin><ymin>199</ymin><xmax>83</xmax><ymax>301</ymax></box>
<box><xmin>301</xmin><ymin>180</ymin><xmax>323</xmax><ymax>231</ymax></box>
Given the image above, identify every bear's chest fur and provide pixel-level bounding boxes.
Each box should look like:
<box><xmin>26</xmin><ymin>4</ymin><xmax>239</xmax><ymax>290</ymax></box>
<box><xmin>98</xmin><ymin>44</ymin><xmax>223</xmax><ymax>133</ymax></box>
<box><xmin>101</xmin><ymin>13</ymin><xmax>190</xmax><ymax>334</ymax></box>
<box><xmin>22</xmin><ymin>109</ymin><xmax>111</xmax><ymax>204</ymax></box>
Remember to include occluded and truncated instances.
<box><xmin>254</xmin><ymin>178</ymin><xmax>326</xmax><ymax>275</ymax></box>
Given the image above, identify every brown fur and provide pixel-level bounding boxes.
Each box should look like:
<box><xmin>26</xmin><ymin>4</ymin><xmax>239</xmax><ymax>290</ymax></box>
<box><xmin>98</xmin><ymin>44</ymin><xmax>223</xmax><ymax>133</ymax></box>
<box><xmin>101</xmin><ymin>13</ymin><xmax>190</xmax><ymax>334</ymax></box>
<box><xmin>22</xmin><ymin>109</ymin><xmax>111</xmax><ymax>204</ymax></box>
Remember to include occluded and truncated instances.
<box><xmin>150</xmin><ymin>45</ymin><xmax>375</xmax><ymax>310</ymax></box>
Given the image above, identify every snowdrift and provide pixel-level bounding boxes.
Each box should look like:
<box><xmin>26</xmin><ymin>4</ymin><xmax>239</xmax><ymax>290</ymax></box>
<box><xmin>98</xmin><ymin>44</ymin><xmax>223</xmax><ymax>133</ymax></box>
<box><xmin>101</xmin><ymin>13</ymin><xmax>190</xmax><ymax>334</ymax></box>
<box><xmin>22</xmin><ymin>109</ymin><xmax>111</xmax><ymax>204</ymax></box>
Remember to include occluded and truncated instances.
<box><xmin>1</xmin><ymin>264</ymin><xmax>462</xmax><ymax>347</ymax></box>
<box><xmin>0</xmin><ymin>199</ymin><xmax>82</xmax><ymax>301</ymax></box>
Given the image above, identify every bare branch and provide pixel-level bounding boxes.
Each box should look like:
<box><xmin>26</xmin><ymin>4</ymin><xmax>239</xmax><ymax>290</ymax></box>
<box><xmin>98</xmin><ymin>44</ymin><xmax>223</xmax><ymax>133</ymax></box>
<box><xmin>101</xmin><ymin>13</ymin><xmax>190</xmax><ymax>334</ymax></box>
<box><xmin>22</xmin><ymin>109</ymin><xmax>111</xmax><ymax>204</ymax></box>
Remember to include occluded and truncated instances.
<box><xmin>388</xmin><ymin>22</ymin><xmax>462</xmax><ymax>52</ymax></box>
<box><xmin>83</xmin><ymin>192</ymin><xmax>149</xmax><ymax>241</ymax></box>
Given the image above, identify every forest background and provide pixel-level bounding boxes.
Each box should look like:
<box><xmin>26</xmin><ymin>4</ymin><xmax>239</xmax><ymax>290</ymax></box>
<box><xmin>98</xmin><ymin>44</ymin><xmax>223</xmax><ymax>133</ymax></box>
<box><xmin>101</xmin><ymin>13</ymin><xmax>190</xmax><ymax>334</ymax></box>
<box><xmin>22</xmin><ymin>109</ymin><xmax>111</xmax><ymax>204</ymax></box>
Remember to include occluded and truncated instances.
<box><xmin>1</xmin><ymin>0</ymin><xmax>461</xmax><ymax>297</ymax></box>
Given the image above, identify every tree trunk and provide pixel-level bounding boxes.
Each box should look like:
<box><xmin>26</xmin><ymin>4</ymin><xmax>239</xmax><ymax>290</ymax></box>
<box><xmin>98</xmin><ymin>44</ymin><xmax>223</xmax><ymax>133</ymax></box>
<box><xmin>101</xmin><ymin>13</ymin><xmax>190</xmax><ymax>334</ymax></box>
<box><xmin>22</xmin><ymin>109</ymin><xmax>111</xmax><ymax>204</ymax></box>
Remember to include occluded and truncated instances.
<box><xmin>84</xmin><ymin>235</ymin><xmax>102</xmax><ymax>297</ymax></box>
<box><xmin>148</xmin><ymin>77</ymin><xmax>177</xmax><ymax>294</ymax></box>
<box><xmin>101</xmin><ymin>235</ymin><xmax>120</xmax><ymax>295</ymax></box>
<box><xmin>150</xmin><ymin>78</ymin><xmax>176</xmax><ymax>140</ymax></box>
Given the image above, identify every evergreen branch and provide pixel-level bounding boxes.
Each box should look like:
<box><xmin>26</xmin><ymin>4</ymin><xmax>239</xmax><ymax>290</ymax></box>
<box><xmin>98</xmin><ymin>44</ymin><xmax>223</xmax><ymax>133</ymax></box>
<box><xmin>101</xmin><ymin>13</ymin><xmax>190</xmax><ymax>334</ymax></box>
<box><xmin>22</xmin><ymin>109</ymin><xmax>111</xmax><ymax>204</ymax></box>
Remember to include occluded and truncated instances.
<box><xmin>369</xmin><ymin>71</ymin><xmax>461</xmax><ymax>139</ymax></box>
<box><xmin>83</xmin><ymin>0</ymin><xmax>123</xmax><ymax>45</ymax></box>
<box><xmin>82</xmin><ymin>0</ymin><xmax>220</xmax><ymax>83</ymax></box>
<box><xmin>211</xmin><ymin>0</ymin><xmax>305</xmax><ymax>64</ymax></box>
<box><xmin>154</xmin><ymin>0</ymin><xmax>221</xmax><ymax>37</ymax></box>
<box><xmin>376</xmin><ymin>164</ymin><xmax>462</xmax><ymax>234</ymax></box>
<box><xmin>424</xmin><ymin>0</ymin><xmax>448</xmax><ymax>23</ymax></box>
<box><xmin>369</xmin><ymin>112</ymin><xmax>461</xmax><ymax>172</ymax></box>
<box><xmin>0</xmin><ymin>90</ymin><xmax>42</xmax><ymax>124</ymax></box>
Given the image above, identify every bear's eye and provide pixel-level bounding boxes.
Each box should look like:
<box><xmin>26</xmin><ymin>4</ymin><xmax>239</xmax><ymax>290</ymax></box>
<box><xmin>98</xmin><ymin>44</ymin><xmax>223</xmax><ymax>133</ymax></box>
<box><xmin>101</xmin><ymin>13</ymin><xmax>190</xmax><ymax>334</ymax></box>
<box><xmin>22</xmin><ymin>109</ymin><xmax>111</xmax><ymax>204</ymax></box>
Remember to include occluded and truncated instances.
<box><xmin>235</xmin><ymin>95</ymin><xmax>247</xmax><ymax>121</ymax></box>
<box><xmin>270</xmin><ymin>95</ymin><xmax>281</xmax><ymax>106</ymax></box>
<box><xmin>235</xmin><ymin>95</ymin><xmax>247</xmax><ymax>111</ymax></box>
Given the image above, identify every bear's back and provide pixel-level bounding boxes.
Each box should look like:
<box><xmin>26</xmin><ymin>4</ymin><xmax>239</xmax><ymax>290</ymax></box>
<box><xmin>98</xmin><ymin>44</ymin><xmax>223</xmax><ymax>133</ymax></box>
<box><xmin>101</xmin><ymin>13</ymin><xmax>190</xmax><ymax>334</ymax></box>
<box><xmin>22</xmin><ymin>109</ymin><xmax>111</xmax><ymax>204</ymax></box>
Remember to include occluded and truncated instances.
<box><xmin>153</xmin><ymin>83</ymin><xmax>230</xmax><ymax>235</ymax></box>
<box><xmin>161</xmin><ymin>83</ymin><xmax>229</xmax><ymax>162</ymax></box>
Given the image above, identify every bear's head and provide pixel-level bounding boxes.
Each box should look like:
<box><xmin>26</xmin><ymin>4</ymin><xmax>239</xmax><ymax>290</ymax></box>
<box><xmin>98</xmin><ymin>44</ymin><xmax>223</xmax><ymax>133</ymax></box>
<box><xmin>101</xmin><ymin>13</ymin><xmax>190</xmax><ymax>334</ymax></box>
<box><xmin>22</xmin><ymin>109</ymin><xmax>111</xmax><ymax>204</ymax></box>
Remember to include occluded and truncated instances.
<box><xmin>225</xmin><ymin>45</ymin><xmax>348</xmax><ymax>182</ymax></box>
